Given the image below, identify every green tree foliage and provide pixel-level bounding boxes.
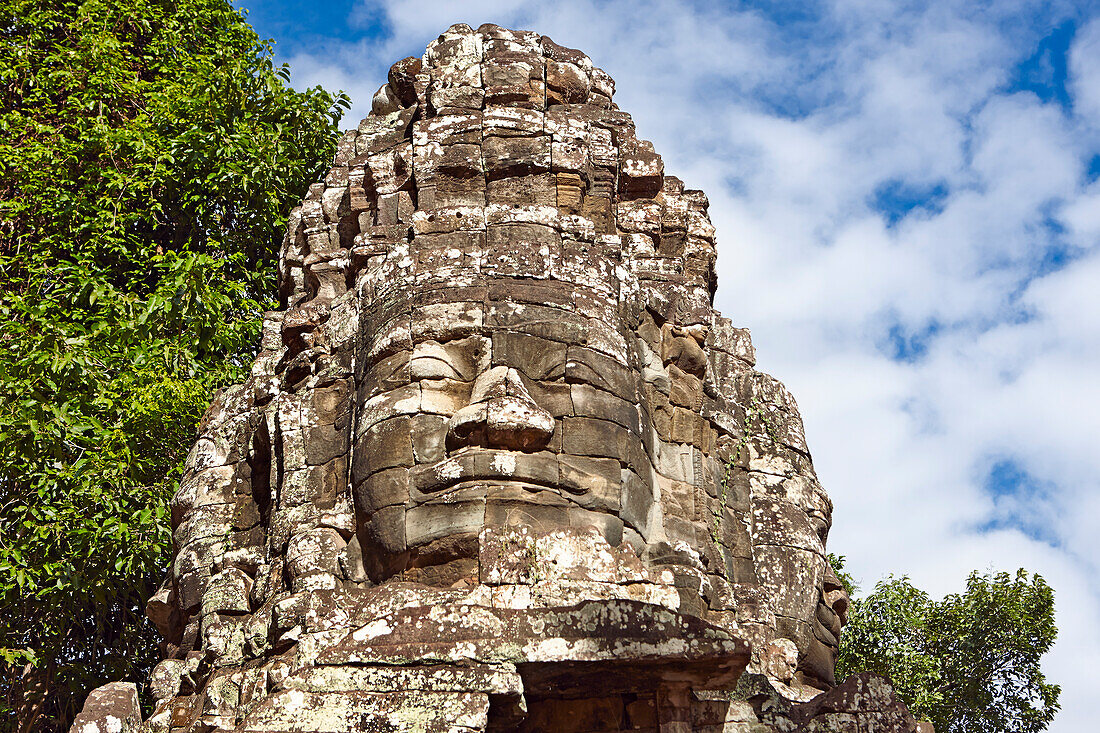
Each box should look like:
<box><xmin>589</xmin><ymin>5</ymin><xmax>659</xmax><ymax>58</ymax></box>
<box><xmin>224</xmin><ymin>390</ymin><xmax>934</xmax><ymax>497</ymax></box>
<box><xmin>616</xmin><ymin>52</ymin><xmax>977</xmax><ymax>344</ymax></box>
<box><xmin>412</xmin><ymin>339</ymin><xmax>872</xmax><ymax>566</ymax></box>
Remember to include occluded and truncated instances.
<box><xmin>0</xmin><ymin>1</ymin><xmax>347</xmax><ymax>729</ymax></box>
<box><xmin>833</xmin><ymin>558</ymin><xmax>1061</xmax><ymax>733</ymax></box>
<box><xmin>826</xmin><ymin>553</ymin><xmax>857</xmax><ymax>598</ymax></box>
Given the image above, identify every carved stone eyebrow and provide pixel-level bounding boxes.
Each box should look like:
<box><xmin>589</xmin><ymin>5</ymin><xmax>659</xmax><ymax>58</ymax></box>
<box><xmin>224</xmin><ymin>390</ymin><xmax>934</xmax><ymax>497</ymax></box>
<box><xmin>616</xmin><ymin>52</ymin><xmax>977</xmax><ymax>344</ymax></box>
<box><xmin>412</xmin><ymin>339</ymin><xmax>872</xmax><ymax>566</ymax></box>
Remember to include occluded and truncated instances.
<box><xmin>409</xmin><ymin>336</ymin><xmax>488</xmax><ymax>382</ymax></box>
<box><xmin>491</xmin><ymin>331</ymin><xmax>568</xmax><ymax>381</ymax></box>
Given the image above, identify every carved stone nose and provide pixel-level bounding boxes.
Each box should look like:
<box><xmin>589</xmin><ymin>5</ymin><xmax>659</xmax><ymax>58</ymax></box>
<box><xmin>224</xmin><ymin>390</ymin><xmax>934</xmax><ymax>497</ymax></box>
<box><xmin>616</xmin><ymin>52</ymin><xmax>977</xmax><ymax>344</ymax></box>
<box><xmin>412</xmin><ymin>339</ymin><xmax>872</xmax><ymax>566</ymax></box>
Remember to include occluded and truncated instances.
<box><xmin>447</xmin><ymin>366</ymin><xmax>554</xmax><ymax>451</ymax></box>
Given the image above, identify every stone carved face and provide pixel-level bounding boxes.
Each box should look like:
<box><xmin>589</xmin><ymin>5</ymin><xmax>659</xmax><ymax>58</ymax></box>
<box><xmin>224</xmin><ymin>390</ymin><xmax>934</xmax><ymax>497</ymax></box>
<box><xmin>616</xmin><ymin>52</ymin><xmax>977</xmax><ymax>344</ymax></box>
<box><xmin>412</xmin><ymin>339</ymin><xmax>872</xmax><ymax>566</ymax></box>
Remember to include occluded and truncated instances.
<box><xmin>350</xmin><ymin>245</ymin><xmax>659</xmax><ymax>584</ymax></box>
<box><xmin>152</xmin><ymin>26</ymin><xmax>852</xmax><ymax>725</ymax></box>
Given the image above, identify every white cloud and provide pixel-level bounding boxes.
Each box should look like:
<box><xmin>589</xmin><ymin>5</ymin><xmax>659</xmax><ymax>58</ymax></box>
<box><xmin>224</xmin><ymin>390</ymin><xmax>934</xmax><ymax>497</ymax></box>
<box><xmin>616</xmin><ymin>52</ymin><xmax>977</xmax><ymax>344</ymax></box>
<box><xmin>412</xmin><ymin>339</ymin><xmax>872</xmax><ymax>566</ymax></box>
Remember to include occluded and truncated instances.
<box><xmin>273</xmin><ymin>2</ymin><xmax>1099</xmax><ymax>728</ymax></box>
<box><xmin>1070</xmin><ymin>16</ymin><xmax>1100</xmax><ymax>121</ymax></box>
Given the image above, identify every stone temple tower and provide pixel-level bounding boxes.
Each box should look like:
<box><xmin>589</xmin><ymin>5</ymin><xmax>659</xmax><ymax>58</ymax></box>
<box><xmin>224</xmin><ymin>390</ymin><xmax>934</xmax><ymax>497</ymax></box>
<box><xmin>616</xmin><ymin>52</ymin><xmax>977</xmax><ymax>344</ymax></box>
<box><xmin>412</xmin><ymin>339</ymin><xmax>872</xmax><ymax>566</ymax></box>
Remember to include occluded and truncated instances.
<box><xmin>71</xmin><ymin>22</ymin><xmax>924</xmax><ymax>733</ymax></box>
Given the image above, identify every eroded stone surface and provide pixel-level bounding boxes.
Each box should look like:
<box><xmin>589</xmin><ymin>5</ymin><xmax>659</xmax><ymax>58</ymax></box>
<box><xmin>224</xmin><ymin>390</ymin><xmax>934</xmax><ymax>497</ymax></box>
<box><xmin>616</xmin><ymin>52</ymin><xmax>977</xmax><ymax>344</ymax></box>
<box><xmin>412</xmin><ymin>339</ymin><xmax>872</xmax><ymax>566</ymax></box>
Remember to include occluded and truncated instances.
<box><xmin>71</xmin><ymin>22</ymin><xmax>923</xmax><ymax>733</ymax></box>
<box><xmin>68</xmin><ymin>682</ymin><xmax>141</xmax><ymax>733</ymax></box>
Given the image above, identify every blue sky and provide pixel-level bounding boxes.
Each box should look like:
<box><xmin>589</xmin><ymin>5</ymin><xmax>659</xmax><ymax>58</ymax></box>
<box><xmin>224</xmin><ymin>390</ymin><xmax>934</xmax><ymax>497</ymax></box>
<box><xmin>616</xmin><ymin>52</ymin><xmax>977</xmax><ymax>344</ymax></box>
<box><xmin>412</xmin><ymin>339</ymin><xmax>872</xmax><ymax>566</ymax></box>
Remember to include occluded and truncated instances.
<box><xmin>238</xmin><ymin>2</ymin><xmax>1100</xmax><ymax>728</ymax></box>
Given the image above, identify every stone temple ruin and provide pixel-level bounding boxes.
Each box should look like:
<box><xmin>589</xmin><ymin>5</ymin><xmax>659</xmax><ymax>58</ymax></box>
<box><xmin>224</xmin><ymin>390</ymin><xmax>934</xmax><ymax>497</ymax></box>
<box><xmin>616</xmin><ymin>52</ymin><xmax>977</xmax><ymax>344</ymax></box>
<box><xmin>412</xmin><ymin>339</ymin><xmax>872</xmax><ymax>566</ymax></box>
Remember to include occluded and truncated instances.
<box><xmin>73</xmin><ymin>23</ymin><xmax>926</xmax><ymax>733</ymax></box>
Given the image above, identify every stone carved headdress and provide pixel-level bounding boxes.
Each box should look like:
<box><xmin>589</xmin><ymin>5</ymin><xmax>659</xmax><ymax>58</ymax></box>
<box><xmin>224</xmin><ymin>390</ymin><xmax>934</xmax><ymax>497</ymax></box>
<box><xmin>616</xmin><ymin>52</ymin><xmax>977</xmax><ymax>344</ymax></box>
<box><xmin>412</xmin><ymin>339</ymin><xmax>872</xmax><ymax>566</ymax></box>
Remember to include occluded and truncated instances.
<box><xmin>125</xmin><ymin>23</ymin><xmax>914</xmax><ymax>733</ymax></box>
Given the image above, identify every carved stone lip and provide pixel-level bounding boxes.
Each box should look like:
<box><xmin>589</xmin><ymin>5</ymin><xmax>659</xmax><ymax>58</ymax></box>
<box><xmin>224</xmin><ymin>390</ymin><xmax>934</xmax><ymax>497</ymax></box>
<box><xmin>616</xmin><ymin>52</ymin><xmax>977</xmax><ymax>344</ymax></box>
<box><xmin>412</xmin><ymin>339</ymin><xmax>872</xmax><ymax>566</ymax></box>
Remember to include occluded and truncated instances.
<box><xmin>409</xmin><ymin>448</ymin><xmax>588</xmax><ymax>496</ymax></box>
<box><xmin>416</xmin><ymin>481</ymin><xmax>574</xmax><ymax>506</ymax></box>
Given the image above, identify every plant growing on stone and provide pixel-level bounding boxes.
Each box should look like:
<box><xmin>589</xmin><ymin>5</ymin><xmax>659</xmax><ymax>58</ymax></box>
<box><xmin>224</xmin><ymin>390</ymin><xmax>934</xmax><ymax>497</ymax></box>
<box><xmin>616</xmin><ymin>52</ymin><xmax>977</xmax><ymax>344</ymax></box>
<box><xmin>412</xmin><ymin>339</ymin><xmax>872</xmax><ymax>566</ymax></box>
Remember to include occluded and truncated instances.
<box><xmin>0</xmin><ymin>1</ymin><xmax>346</xmax><ymax>730</ymax></box>
<box><xmin>713</xmin><ymin>395</ymin><xmax>779</xmax><ymax>542</ymax></box>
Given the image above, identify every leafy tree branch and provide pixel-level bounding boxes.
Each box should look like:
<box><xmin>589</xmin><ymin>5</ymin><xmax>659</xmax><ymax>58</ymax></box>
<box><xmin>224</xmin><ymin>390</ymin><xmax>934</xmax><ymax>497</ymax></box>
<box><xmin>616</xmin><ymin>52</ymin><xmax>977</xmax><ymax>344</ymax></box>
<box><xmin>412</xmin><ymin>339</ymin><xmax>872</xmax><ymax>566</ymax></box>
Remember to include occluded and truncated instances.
<box><xmin>0</xmin><ymin>1</ymin><xmax>347</xmax><ymax>730</ymax></box>
<box><xmin>831</xmin><ymin>556</ymin><xmax>1060</xmax><ymax>733</ymax></box>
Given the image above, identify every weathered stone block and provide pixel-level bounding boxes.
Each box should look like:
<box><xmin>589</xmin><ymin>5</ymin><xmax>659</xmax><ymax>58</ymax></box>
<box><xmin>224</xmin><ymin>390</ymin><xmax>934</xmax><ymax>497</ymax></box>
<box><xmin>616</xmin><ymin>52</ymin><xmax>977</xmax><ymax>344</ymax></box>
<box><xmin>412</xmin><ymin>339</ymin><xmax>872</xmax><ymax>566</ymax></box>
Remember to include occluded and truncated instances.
<box><xmin>571</xmin><ymin>382</ymin><xmax>641</xmax><ymax>433</ymax></box>
<box><xmin>558</xmin><ymin>453</ymin><xmax>620</xmax><ymax>511</ymax></box>
<box><xmin>353</xmin><ymin>466</ymin><xmax>409</xmax><ymax>513</ymax></box>
<box><xmin>69</xmin><ymin>682</ymin><xmax>141</xmax><ymax>733</ymax></box>
<box><xmin>565</xmin><ymin>345</ymin><xmax>638</xmax><ymax>401</ymax></box>
<box><xmin>406</xmin><ymin>500</ymin><xmax>486</xmax><ymax>549</ymax></box>
<box><xmin>492</xmin><ymin>331</ymin><xmax>567</xmax><ymax>380</ymax></box>
<box><xmin>352</xmin><ymin>417</ymin><xmax>415</xmax><ymax>477</ymax></box>
<box><xmin>287</xmin><ymin>528</ymin><xmax>346</xmax><ymax>579</ymax></box>
<box><xmin>201</xmin><ymin>568</ymin><xmax>252</xmax><ymax>616</ymax></box>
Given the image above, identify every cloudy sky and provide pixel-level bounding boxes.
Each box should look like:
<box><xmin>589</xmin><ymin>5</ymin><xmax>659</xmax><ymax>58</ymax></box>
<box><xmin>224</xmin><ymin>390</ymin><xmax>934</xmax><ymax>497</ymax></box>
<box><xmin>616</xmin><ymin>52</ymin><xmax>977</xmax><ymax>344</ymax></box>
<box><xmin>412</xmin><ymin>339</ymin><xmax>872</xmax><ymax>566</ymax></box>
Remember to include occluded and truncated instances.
<box><xmin>239</xmin><ymin>1</ymin><xmax>1098</xmax><ymax>728</ymax></box>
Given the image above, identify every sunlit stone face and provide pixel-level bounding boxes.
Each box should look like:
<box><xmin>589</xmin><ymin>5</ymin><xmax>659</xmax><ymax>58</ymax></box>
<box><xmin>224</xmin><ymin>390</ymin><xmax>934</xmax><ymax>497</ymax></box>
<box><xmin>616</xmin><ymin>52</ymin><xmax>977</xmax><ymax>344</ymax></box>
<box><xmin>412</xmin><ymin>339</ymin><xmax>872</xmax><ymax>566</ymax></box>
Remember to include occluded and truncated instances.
<box><xmin>143</xmin><ymin>27</ymin><xmax>862</xmax><ymax>730</ymax></box>
<box><xmin>350</xmin><ymin>228</ymin><xmax>659</xmax><ymax>585</ymax></box>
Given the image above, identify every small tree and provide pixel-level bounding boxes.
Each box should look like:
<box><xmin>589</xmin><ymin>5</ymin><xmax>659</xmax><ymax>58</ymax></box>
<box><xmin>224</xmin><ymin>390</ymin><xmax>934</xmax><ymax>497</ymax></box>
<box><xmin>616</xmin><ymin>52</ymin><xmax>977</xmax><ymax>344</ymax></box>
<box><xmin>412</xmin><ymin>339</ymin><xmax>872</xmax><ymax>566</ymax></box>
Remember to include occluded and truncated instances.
<box><xmin>833</xmin><ymin>560</ymin><xmax>1061</xmax><ymax>733</ymax></box>
<box><xmin>0</xmin><ymin>1</ymin><xmax>347</xmax><ymax>730</ymax></box>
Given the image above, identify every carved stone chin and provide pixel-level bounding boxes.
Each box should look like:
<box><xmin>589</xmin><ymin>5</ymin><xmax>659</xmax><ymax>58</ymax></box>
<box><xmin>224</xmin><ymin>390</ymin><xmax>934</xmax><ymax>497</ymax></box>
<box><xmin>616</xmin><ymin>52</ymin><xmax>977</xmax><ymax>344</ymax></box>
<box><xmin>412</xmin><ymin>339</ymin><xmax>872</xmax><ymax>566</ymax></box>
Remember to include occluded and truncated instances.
<box><xmin>112</xmin><ymin>22</ymin><xmax>931</xmax><ymax>733</ymax></box>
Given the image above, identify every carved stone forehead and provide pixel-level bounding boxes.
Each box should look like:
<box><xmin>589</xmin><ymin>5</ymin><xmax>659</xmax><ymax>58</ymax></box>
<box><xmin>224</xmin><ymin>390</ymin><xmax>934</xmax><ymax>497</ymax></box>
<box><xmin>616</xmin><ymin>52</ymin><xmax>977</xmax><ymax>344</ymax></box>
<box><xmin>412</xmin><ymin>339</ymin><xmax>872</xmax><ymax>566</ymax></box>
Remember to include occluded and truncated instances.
<box><xmin>363</xmin><ymin>298</ymin><xmax>632</xmax><ymax>364</ymax></box>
